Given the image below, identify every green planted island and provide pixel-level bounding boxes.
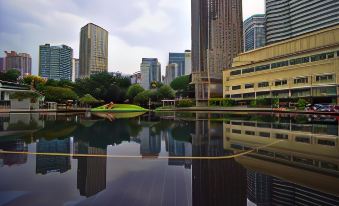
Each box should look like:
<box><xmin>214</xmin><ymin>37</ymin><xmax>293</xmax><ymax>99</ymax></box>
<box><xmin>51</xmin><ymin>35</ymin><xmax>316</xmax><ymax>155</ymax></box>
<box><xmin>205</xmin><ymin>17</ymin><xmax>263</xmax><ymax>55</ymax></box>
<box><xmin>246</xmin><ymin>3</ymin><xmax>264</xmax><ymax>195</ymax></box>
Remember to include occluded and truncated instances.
<box><xmin>91</xmin><ymin>104</ymin><xmax>149</xmax><ymax>113</ymax></box>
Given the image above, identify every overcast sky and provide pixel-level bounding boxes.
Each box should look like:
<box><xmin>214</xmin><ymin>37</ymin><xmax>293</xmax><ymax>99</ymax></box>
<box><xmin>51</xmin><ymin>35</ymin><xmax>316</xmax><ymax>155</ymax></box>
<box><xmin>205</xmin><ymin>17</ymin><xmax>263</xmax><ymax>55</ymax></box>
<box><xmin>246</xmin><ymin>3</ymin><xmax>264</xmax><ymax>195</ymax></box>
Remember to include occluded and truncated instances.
<box><xmin>0</xmin><ymin>0</ymin><xmax>265</xmax><ymax>75</ymax></box>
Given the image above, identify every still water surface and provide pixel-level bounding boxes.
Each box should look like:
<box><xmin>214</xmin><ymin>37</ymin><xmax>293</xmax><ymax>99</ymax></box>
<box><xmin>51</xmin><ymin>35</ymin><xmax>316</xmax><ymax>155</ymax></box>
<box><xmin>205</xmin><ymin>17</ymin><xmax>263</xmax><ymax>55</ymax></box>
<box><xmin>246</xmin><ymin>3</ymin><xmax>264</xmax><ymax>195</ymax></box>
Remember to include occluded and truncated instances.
<box><xmin>0</xmin><ymin>112</ymin><xmax>338</xmax><ymax>206</ymax></box>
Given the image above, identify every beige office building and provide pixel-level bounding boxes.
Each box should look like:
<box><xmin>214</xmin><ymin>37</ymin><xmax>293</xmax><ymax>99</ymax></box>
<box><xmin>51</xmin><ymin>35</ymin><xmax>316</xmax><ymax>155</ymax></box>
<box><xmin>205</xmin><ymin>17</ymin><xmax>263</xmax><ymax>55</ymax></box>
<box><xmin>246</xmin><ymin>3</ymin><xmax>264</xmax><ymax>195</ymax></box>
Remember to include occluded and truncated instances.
<box><xmin>224</xmin><ymin>26</ymin><xmax>339</xmax><ymax>105</ymax></box>
<box><xmin>79</xmin><ymin>23</ymin><xmax>108</xmax><ymax>78</ymax></box>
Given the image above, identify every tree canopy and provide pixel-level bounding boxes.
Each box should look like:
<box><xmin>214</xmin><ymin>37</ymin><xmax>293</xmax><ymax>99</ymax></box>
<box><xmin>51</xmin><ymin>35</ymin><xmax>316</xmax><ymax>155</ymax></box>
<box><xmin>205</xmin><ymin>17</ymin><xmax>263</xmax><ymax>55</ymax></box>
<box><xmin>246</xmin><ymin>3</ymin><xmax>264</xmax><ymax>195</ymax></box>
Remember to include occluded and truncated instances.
<box><xmin>127</xmin><ymin>84</ymin><xmax>145</xmax><ymax>101</ymax></box>
<box><xmin>43</xmin><ymin>86</ymin><xmax>78</xmax><ymax>102</ymax></box>
<box><xmin>170</xmin><ymin>75</ymin><xmax>195</xmax><ymax>98</ymax></box>
<box><xmin>0</xmin><ymin>69</ymin><xmax>21</xmax><ymax>82</ymax></box>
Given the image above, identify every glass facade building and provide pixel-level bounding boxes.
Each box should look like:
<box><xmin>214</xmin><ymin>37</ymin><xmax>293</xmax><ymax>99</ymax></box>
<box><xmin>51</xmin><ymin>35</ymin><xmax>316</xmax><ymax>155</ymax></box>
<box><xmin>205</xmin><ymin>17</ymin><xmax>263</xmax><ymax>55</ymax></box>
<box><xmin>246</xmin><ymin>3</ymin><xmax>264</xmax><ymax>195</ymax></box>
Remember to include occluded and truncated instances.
<box><xmin>79</xmin><ymin>23</ymin><xmax>108</xmax><ymax>78</ymax></box>
<box><xmin>266</xmin><ymin>0</ymin><xmax>339</xmax><ymax>44</ymax></box>
<box><xmin>244</xmin><ymin>14</ymin><xmax>266</xmax><ymax>52</ymax></box>
<box><xmin>169</xmin><ymin>53</ymin><xmax>186</xmax><ymax>77</ymax></box>
<box><xmin>140</xmin><ymin>58</ymin><xmax>161</xmax><ymax>89</ymax></box>
<box><xmin>39</xmin><ymin>44</ymin><xmax>73</xmax><ymax>81</ymax></box>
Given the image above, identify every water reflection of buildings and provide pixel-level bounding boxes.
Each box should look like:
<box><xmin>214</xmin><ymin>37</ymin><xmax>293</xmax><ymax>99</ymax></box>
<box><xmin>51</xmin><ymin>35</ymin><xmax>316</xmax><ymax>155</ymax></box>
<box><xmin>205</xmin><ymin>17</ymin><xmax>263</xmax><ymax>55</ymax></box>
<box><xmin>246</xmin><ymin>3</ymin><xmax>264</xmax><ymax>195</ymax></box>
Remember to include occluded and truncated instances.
<box><xmin>223</xmin><ymin>118</ymin><xmax>339</xmax><ymax>200</ymax></box>
<box><xmin>0</xmin><ymin>139</ymin><xmax>27</xmax><ymax>167</ymax></box>
<box><xmin>192</xmin><ymin>115</ymin><xmax>247</xmax><ymax>206</ymax></box>
<box><xmin>138</xmin><ymin>127</ymin><xmax>161</xmax><ymax>157</ymax></box>
<box><xmin>74</xmin><ymin>140</ymin><xmax>107</xmax><ymax>198</ymax></box>
<box><xmin>247</xmin><ymin>170</ymin><xmax>339</xmax><ymax>205</ymax></box>
<box><xmin>164</xmin><ymin>130</ymin><xmax>192</xmax><ymax>168</ymax></box>
<box><xmin>36</xmin><ymin>138</ymin><xmax>71</xmax><ymax>174</ymax></box>
<box><xmin>0</xmin><ymin>113</ymin><xmax>44</xmax><ymax>137</ymax></box>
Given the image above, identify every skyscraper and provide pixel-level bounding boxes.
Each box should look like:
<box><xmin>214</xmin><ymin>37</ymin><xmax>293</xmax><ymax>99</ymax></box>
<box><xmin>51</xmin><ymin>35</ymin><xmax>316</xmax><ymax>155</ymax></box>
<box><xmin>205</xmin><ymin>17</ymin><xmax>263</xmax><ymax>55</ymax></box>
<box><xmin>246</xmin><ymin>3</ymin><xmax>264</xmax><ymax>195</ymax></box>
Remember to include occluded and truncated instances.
<box><xmin>79</xmin><ymin>23</ymin><xmax>108</xmax><ymax>78</ymax></box>
<box><xmin>39</xmin><ymin>44</ymin><xmax>73</xmax><ymax>81</ymax></box>
<box><xmin>244</xmin><ymin>14</ymin><xmax>266</xmax><ymax>52</ymax></box>
<box><xmin>266</xmin><ymin>0</ymin><xmax>339</xmax><ymax>44</ymax></box>
<box><xmin>169</xmin><ymin>52</ymin><xmax>186</xmax><ymax>77</ymax></box>
<box><xmin>164</xmin><ymin>63</ymin><xmax>178</xmax><ymax>85</ymax></box>
<box><xmin>140</xmin><ymin>58</ymin><xmax>161</xmax><ymax>89</ymax></box>
<box><xmin>72</xmin><ymin>58</ymin><xmax>80</xmax><ymax>82</ymax></box>
<box><xmin>4</xmin><ymin>51</ymin><xmax>32</xmax><ymax>76</ymax></box>
<box><xmin>191</xmin><ymin>0</ymin><xmax>243</xmax><ymax>105</ymax></box>
<box><xmin>0</xmin><ymin>57</ymin><xmax>5</xmax><ymax>72</ymax></box>
<box><xmin>184</xmin><ymin>50</ymin><xmax>192</xmax><ymax>75</ymax></box>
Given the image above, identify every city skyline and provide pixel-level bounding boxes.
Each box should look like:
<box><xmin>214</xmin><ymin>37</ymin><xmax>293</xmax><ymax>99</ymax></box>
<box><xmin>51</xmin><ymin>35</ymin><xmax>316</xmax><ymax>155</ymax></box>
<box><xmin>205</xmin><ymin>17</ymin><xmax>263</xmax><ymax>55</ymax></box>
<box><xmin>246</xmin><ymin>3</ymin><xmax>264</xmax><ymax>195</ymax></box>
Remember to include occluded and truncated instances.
<box><xmin>0</xmin><ymin>0</ymin><xmax>265</xmax><ymax>76</ymax></box>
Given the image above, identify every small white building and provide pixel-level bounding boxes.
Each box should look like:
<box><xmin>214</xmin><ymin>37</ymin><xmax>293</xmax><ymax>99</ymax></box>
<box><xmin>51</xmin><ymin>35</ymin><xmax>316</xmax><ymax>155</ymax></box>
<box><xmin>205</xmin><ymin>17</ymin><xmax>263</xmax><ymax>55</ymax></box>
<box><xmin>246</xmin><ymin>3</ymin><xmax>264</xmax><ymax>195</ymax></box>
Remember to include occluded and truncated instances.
<box><xmin>0</xmin><ymin>80</ymin><xmax>43</xmax><ymax>110</ymax></box>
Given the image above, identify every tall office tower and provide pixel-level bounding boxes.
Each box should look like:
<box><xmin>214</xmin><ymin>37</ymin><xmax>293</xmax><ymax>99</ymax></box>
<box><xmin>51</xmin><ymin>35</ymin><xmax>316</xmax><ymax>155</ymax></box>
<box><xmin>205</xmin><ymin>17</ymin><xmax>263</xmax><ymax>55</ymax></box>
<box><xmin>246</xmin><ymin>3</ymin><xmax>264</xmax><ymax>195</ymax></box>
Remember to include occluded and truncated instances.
<box><xmin>72</xmin><ymin>58</ymin><xmax>80</xmax><ymax>82</ymax></box>
<box><xmin>266</xmin><ymin>0</ymin><xmax>339</xmax><ymax>44</ymax></box>
<box><xmin>244</xmin><ymin>14</ymin><xmax>266</xmax><ymax>52</ymax></box>
<box><xmin>0</xmin><ymin>57</ymin><xmax>5</xmax><ymax>72</ymax></box>
<box><xmin>79</xmin><ymin>23</ymin><xmax>108</xmax><ymax>78</ymax></box>
<box><xmin>4</xmin><ymin>51</ymin><xmax>32</xmax><ymax>76</ymax></box>
<box><xmin>164</xmin><ymin>63</ymin><xmax>178</xmax><ymax>85</ymax></box>
<box><xmin>191</xmin><ymin>0</ymin><xmax>243</xmax><ymax>105</ymax></box>
<box><xmin>184</xmin><ymin>50</ymin><xmax>192</xmax><ymax>75</ymax></box>
<box><xmin>140</xmin><ymin>58</ymin><xmax>161</xmax><ymax>89</ymax></box>
<box><xmin>39</xmin><ymin>44</ymin><xmax>73</xmax><ymax>81</ymax></box>
<box><xmin>169</xmin><ymin>52</ymin><xmax>186</xmax><ymax>76</ymax></box>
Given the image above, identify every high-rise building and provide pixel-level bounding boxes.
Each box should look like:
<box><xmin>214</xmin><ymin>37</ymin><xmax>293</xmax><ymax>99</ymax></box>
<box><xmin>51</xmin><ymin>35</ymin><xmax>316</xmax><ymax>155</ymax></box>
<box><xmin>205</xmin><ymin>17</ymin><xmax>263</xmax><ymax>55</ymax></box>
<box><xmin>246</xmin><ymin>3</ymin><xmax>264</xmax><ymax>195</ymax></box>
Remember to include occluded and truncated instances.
<box><xmin>140</xmin><ymin>58</ymin><xmax>161</xmax><ymax>89</ymax></box>
<box><xmin>191</xmin><ymin>0</ymin><xmax>243</xmax><ymax>105</ymax></box>
<box><xmin>164</xmin><ymin>63</ymin><xmax>178</xmax><ymax>85</ymax></box>
<box><xmin>0</xmin><ymin>57</ymin><xmax>5</xmax><ymax>72</ymax></box>
<box><xmin>184</xmin><ymin>50</ymin><xmax>192</xmax><ymax>75</ymax></box>
<box><xmin>4</xmin><ymin>51</ymin><xmax>32</xmax><ymax>76</ymax></box>
<box><xmin>79</xmin><ymin>23</ymin><xmax>108</xmax><ymax>78</ymax></box>
<box><xmin>266</xmin><ymin>0</ymin><xmax>339</xmax><ymax>44</ymax></box>
<box><xmin>244</xmin><ymin>14</ymin><xmax>266</xmax><ymax>52</ymax></box>
<box><xmin>130</xmin><ymin>71</ymin><xmax>141</xmax><ymax>85</ymax></box>
<box><xmin>72</xmin><ymin>58</ymin><xmax>80</xmax><ymax>82</ymax></box>
<box><xmin>169</xmin><ymin>52</ymin><xmax>186</xmax><ymax>77</ymax></box>
<box><xmin>39</xmin><ymin>44</ymin><xmax>73</xmax><ymax>81</ymax></box>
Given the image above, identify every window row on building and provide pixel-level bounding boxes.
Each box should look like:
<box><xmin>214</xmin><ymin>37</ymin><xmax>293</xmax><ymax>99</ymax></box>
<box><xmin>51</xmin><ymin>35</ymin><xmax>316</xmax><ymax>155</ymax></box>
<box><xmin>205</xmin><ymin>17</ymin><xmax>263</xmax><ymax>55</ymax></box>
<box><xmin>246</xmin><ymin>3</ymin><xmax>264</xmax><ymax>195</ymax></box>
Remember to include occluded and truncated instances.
<box><xmin>230</xmin><ymin>73</ymin><xmax>335</xmax><ymax>91</ymax></box>
<box><xmin>230</xmin><ymin>51</ymin><xmax>338</xmax><ymax>76</ymax></box>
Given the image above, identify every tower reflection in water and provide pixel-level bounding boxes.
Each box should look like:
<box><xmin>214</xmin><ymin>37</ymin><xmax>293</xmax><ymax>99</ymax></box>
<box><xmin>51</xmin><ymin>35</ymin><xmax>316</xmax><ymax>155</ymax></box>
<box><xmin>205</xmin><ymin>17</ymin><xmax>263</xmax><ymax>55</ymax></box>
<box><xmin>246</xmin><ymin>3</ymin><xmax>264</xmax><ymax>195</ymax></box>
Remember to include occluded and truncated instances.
<box><xmin>223</xmin><ymin>113</ymin><xmax>339</xmax><ymax>205</ymax></box>
<box><xmin>0</xmin><ymin>112</ymin><xmax>338</xmax><ymax>205</ymax></box>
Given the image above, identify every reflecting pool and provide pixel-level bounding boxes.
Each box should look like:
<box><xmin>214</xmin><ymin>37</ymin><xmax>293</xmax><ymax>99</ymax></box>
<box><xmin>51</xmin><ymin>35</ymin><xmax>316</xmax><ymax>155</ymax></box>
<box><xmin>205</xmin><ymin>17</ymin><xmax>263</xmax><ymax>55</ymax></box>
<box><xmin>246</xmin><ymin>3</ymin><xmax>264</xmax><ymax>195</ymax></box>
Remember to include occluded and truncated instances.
<box><xmin>0</xmin><ymin>112</ymin><xmax>338</xmax><ymax>206</ymax></box>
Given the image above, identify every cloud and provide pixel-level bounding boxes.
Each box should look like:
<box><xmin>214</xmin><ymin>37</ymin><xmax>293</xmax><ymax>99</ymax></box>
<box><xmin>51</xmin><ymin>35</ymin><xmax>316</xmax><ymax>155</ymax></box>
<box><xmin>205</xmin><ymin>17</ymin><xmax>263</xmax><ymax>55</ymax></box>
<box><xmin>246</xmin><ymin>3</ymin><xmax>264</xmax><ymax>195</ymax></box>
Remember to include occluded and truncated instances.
<box><xmin>0</xmin><ymin>0</ymin><xmax>265</xmax><ymax>75</ymax></box>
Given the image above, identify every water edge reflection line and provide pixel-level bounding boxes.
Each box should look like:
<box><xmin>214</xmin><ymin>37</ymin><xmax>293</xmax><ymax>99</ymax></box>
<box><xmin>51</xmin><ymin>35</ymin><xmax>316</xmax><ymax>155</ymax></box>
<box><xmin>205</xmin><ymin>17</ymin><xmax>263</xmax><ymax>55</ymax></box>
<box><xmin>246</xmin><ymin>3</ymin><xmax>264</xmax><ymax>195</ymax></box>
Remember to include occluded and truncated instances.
<box><xmin>0</xmin><ymin>140</ymin><xmax>283</xmax><ymax>160</ymax></box>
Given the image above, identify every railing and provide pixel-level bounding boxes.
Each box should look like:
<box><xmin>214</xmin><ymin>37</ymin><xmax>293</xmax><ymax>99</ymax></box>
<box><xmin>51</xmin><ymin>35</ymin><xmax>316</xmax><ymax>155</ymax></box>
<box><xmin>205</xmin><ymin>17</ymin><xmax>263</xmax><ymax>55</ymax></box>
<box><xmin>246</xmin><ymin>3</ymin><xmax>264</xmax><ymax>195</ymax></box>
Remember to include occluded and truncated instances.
<box><xmin>0</xmin><ymin>101</ymin><xmax>10</xmax><ymax>109</ymax></box>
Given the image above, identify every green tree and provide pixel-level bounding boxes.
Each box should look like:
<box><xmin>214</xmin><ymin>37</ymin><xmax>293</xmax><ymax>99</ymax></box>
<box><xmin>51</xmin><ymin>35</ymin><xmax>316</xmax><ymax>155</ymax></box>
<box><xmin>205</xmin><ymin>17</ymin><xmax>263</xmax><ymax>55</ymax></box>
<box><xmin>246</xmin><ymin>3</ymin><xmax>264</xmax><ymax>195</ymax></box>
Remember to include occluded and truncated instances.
<box><xmin>43</xmin><ymin>86</ymin><xmax>78</xmax><ymax>102</ymax></box>
<box><xmin>0</xmin><ymin>69</ymin><xmax>21</xmax><ymax>82</ymax></box>
<box><xmin>22</xmin><ymin>75</ymin><xmax>46</xmax><ymax>89</ymax></box>
<box><xmin>134</xmin><ymin>90</ymin><xmax>152</xmax><ymax>105</ymax></box>
<box><xmin>74</xmin><ymin>72</ymin><xmax>130</xmax><ymax>103</ymax></box>
<box><xmin>157</xmin><ymin>85</ymin><xmax>175</xmax><ymax>100</ymax></box>
<box><xmin>127</xmin><ymin>84</ymin><xmax>145</xmax><ymax>100</ymax></box>
<box><xmin>170</xmin><ymin>75</ymin><xmax>190</xmax><ymax>90</ymax></box>
<box><xmin>170</xmin><ymin>75</ymin><xmax>194</xmax><ymax>98</ymax></box>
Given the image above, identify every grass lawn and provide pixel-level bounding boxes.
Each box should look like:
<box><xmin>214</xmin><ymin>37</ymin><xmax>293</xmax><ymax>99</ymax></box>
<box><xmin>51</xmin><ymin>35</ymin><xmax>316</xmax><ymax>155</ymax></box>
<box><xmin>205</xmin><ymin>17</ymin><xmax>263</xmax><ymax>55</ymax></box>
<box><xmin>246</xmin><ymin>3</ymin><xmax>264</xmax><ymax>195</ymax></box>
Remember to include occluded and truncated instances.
<box><xmin>91</xmin><ymin>104</ymin><xmax>148</xmax><ymax>112</ymax></box>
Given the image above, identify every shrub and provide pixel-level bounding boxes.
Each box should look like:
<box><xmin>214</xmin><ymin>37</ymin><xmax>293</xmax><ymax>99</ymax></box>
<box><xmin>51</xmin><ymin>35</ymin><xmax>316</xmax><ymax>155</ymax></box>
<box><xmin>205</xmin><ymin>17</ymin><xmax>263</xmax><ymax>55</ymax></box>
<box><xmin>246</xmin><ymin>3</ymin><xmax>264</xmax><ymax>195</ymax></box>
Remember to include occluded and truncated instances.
<box><xmin>177</xmin><ymin>99</ymin><xmax>194</xmax><ymax>107</ymax></box>
<box><xmin>296</xmin><ymin>99</ymin><xmax>308</xmax><ymax>110</ymax></box>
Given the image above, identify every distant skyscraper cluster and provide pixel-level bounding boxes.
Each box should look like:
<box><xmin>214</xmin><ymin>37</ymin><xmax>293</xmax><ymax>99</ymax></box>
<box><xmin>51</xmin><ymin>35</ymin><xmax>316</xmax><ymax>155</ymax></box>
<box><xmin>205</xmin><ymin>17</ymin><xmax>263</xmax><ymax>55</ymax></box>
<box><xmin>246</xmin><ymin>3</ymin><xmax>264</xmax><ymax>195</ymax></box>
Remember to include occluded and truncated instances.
<box><xmin>164</xmin><ymin>50</ymin><xmax>192</xmax><ymax>85</ymax></box>
<box><xmin>39</xmin><ymin>44</ymin><xmax>73</xmax><ymax>81</ymax></box>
